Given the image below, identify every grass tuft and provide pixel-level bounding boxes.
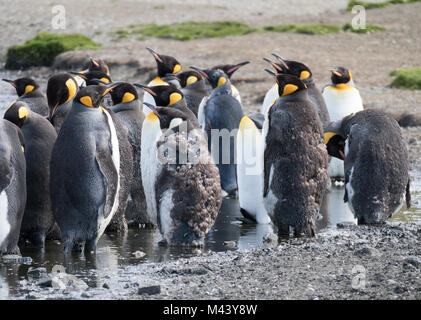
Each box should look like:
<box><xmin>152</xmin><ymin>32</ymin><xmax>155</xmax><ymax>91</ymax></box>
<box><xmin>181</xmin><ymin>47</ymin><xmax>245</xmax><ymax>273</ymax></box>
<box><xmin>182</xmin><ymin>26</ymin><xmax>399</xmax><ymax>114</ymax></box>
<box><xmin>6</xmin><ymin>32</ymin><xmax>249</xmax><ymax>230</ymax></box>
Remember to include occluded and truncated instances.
<box><xmin>264</xmin><ymin>24</ymin><xmax>341</xmax><ymax>35</ymax></box>
<box><xmin>343</xmin><ymin>22</ymin><xmax>386</xmax><ymax>33</ymax></box>
<box><xmin>347</xmin><ymin>0</ymin><xmax>421</xmax><ymax>11</ymax></box>
<box><xmin>6</xmin><ymin>32</ymin><xmax>100</xmax><ymax>69</ymax></box>
<box><xmin>390</xmin><ymin>68</ymin><xmax>421</xmax><ymax>90</ymax></box>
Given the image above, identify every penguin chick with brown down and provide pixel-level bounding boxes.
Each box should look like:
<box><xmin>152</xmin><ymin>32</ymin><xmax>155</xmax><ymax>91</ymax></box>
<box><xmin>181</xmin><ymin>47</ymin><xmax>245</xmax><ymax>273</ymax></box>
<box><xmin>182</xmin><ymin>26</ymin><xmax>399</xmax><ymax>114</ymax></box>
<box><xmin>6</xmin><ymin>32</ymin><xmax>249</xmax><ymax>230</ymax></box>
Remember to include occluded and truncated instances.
<box><xmin>324</xmin><ymin>109</ymin><xmax>411</xmax><ymax>224</ymax></box>
<box><xmin>135</xmin><ymin>84</ymin><xmax>222</xmax><ymax>246</ymax></box>
<box><xmin>263</xmin><ymin>72</ymin><xmax>329</xmax><ymax>238</ymax></box>
<box><xmin>50</xmin><ymin>83</ymin><xmax>133</xmax><ymax>253</ymax></box>
<box><xmin>4</xmin><ymin>101</ymin><xmax>58</xmax><ymax>247</ymax></box>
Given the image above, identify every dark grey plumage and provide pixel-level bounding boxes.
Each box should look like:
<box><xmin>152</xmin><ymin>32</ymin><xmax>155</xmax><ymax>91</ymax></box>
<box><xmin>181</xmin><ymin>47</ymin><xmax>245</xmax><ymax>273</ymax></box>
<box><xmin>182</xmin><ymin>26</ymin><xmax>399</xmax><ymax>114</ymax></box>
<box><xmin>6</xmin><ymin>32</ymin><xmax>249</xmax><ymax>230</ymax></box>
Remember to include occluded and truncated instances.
<box><xmin>248</xmin><ymin>112</ymin><xmax>265</xmax><ymax>129</ymax></box>
<box><xmin>326</xmin><ymin>109</ymin><xmax>410</xmax><ymax>224</ymax></box>
<box><xmin>0</xmin><ymin>119</ymin><xmax>26</xmax><ymax>255</ymax></box>
<box><xmin>263</xmin><ymin>75</ymin><xmax>329</xmax><ymax>237</ymax></box>
<box><xmin>3</xmin><ymin>102</ymin><xmax>58</xmax><ymax>247</ymax></box>
<box><xmin>181</xmin><ymin>80</ymin><xmax>208</xmax><ymax>117</ymax></box>
<box><xmin>303</xmin><ymin>77</ymin><xmax>330</xmax><ymax>128</ymax></box>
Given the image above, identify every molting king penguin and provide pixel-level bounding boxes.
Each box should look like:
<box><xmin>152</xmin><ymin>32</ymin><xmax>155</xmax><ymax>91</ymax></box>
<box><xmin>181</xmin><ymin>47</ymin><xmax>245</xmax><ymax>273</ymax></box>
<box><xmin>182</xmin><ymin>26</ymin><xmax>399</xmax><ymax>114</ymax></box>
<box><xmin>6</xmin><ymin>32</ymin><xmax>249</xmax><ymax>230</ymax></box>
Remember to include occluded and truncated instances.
<box><xmin>324</xmin><ymin>109</ymin><xmax>410</xmax><ymax>224</ymax></box>
<box><xmin>3</xmin><ymin>101</ymin><xmax>58</xmax><ymax>247</ymax></box>
<box><xmin>143</xmin><ymin>47</ymin><xmax>182</xmax><ymax>115</ymax></box>
<box><xmin>322</xmin><ymin>67</ymin><xmax>364</xmax><ymax>180</ymax></box>
<box><xmin>191</xmin><ymin>67</ymin><xmax>244</xmax><ymax>197</ymax></box>
<box><xmin>109</xmin><ymin>83</ymin><xmax>149</xmax><ymax>227</ymax></box>
<box><xmin>211</xmin><ymin>61</ymin><xmax>250</xmax><ymax>104</ymax></box>
<box><xmin>136</xmin><ymin>84</ymin><xmax>221</xmax><ymax>246</ymax></box>
<box><xmin>177</xmin><ymin>70</ymin><xmax>208</xmax><ymax>117</ymax></box>
<box><xmin>262</xmin><ymin>72</ymin><xmax>329</xmax><ymax>237</ymax></box>
<box><xmin>2</xmin><ymin>78</ymin><xmax>49</xmax><ymax>117</ymax></box>
<box><xmin>0</xmin><ymin>119</ymin><xmax>26</xmax><ymax>255</ymax></box>
<box><xmin>46</xmin><ymin>73</ymin><xmax>78</xmax><ymax>133</ymax></box>
<box><xmin>236</xmin><ymin>114</ymin><xmax>270</xmax><ymax>224</ymax></box>
<box><xmin>50</xmin><ymin>83</ymin><xmax>133</xmax><ymax>253</ymax></box>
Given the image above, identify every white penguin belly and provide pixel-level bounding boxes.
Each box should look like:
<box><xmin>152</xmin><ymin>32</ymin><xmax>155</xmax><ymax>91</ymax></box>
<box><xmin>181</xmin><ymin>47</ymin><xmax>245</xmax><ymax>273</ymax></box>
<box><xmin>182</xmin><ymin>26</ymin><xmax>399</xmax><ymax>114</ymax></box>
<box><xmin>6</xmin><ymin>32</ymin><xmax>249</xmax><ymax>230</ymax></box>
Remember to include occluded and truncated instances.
<box><xmin>231</xmin><ymin>85</ymin><xmax>241</xmax><ymax>104</ymax></box>
<box><xmin>97</xmin><ymin>109</ymin><xmax>121</xmax><ymax>241</ymax></box>
<box><xmin>159</xmin><ymin>188</ymin><xmax>174</xmax><ymax>242</ymax></box>
<box><xmin>197</xmin><ymin>96</ymin><xmax>209</xmax><ymax>130</ymax></box>
<box><xmin>237</xmin><ymin>117</ymin><xmax>270</xmax><ymax>224</ymax></box>
<box><xmin>0</xmin><ymin>190</ymin><xmax>10</xmax><ymax>247</ymax></box>
<box><xmin>323</xmin><ymin>86</ymin><xmax>364</xmax><ymax>122</ymax></box>
<box><xmin>328</xmin><ymin>157</ymin><xmax>345</xmax><ymax>178</ymax></box>
<box><xmin>141</xmin><ymin>117</ymin><xmax>163</xmax><ymax>225</ymax></box>
<box><xmin>142</xmin><ymin>92</ymin><xmax>156</xmax><ymax>115</ymax></box>
<box><xmin>261</xmin><ymin>84</ymin><xmax>278</xmax><ymax>115</ymax></box>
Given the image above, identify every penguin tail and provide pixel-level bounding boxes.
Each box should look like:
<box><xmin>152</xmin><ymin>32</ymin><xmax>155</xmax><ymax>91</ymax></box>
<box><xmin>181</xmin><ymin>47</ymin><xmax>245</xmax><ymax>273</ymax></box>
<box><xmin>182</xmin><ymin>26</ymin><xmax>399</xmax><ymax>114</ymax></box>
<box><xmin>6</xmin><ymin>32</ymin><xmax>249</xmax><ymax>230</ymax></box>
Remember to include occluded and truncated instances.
<box><xmin>406</xmin><ymin>179</ymin><xmax>411</xmax><ymax>209</ymax></box>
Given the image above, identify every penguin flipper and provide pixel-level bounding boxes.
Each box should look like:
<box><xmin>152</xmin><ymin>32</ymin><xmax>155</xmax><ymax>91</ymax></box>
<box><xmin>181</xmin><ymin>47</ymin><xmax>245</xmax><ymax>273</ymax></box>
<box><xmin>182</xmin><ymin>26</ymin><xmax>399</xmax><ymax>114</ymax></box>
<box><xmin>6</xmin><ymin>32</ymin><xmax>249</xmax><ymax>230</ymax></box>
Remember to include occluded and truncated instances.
<box><xmin>95</xmin><ymin>148</ymin><xmax>119</xmax><ymax>219</ymax></box>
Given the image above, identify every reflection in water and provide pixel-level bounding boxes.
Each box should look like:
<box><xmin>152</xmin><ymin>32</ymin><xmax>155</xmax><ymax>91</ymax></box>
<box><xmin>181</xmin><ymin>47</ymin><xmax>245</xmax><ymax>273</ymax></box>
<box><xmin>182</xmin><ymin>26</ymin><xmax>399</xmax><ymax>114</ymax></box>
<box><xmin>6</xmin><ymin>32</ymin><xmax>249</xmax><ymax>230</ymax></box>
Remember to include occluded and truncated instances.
<box><xmin>0</xmin><ymin>273</ymin><xmax>9</xmax><ymax>300</ymax></box>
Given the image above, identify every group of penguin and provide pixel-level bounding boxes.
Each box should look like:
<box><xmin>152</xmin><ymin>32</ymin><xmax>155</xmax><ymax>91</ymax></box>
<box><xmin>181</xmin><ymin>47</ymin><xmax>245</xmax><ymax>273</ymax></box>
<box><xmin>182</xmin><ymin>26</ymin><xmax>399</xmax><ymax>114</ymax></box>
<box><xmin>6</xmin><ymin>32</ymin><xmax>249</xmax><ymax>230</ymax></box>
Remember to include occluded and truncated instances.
<box><xmin>0</xmin><ymin>47</ymin><xmax>411</xmax><ymax>255</ymax></box>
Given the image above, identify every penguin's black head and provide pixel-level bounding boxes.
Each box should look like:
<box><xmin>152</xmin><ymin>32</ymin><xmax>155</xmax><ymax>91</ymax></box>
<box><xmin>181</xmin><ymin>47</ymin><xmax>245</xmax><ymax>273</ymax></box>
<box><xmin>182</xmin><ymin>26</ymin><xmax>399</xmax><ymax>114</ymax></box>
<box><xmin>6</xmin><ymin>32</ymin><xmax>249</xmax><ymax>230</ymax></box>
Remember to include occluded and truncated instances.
<box><xmin>331</xmin><ymin>67</ymin><xmax>352</xmax><ymax>85</ymax></box>
<box><xmin>2</xmin><ymin>78</ymin><xmax>40</xmax><ymax>97</ymax></box>
<box><xmin>75</xmin><ymin>84</ymin><xmax>118</xmax><ymax>109</ymax></box>
<box><xmin>146</xmin><ymin>47</ymin><xmax>182</xmax><ymax>77</ymax></box>
<box><xmin>71</xmin><ymin>71</ymin><xmax>112</xmax><ymax>86</ymax></box>
<box><xmin>177</xmin><ymin>71</ymin><xmax>204</xmax><ymax>88</ymax></box>
<box><xmin>83</xmin><ymin>57</ymin><xmax>110</xmax><ymax>74</ymax></box>
<box><xmin>265</xmin><ymin>71</ymin><xmax>307</xmax><ymax>97</ymax></box>
<box><xmin>3</xmin><ymin>101</ymin><xmax>30</xmax><ymax>128</ymax></box>
<box><xmin>110</xmin><ymin>83</ymin><xmax>139</xmax><ymax>105</ymax></box>
<box><xmin>47</xmin><ymin>73</ymin><xmax>78</xmax><ymax>112</ymax></box>
<box><xmin>190</xmin><ymin>67</ymin><xmax>229</xmax><ymax>89</ymax></box>
<box><xmin>134</xmin><ymin>84</ymin><xmax>184</xmax><ymax>107</ymax></box>
<box><xmin>211</xmin><ymin>61</ymin><xmax>249</xmax><ymax>79</ymax></box>
<box><xmin>270</xmin><ymin>55</ymin><xmax>312</xmax><ymax>80</ymax></box>
<box><xmin>324</xmin><ymin>121</ymin><xmax>346</xmax><ymax>160</ymax></box>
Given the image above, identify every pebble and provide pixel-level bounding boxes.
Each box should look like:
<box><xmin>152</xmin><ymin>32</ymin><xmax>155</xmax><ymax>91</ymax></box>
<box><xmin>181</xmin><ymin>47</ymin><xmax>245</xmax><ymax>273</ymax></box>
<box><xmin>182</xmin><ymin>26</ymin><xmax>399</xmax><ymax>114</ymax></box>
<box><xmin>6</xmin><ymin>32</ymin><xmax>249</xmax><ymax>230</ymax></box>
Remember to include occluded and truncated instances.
<box><xmin>354</xmin><ymin>246</ymin><xmax>381</xmax><ymax>257</ymax></box>
<box><xmin>137</xmin><ymin>285</ymin><xmax>161</xmax><ymax>295</ymax></box>
<box><xmin>403</xmin><ymin>256</ymin><xmax>421</xmax><ymax>269</ymax></box>
<box><xmin>27</xmin><ymin>267</ymin><xmax>47</xmax><ymax>279</ymax></box>
<box><xmin>132</xmin><ymin>251</ymin><xmax>146</xmax><ymax>259</ymax></box>
<box><xmin>223</xmin><ymin>241</ymin><xmax>237</xmax><ymax>248</ymax></box>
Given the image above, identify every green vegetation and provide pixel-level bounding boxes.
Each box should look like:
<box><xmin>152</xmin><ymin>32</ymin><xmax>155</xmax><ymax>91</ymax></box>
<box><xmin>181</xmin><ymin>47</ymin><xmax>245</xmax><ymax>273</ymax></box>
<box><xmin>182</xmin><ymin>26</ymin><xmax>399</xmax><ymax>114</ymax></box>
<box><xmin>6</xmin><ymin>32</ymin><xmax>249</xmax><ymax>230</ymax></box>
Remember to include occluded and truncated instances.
<box><xmin>6</xmin><ymin>32</ymin><xmax>100</xmax><ymax>69</ymax></box>
<box><xmin>390</xmin><ymin>68</ymin><xmax>421</xmax><ymax>90</ymax></box>
<box><xmin>347</xmin><ymin>0</ymin><xmax>421</xmax><ymax>11</ymax></box>
<box><xmin>343</xmin><ymin>22</ymin><xmax>386</xmax><ymax>33</ymax></box>
<box><xmin>264</xmin><ymin>24</ymin><xmax>341</xmax><ymax>35</ymax></box>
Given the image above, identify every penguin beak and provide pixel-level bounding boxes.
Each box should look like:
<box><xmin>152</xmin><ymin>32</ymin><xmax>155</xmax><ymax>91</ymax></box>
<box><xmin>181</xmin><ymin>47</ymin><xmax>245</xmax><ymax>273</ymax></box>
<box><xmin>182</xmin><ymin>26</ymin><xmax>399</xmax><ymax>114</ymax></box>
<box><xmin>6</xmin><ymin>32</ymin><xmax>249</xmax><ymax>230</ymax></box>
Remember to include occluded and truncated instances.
<box><xmin>271</xmin><ymin>53</ymin><xmax>289</xmax><ymax>70</ymax></box>
<box><xmin>2</xmin><ymin>79</ymin><xmax>16</xmax><ymax>88</ymax></box>
<box><xmin>146</xmin><ymin>47</ymin><xmax>164</xmax><ymax>63</ymax></box>
<box><xmin>143</xmin><ymin>102</ymin><xmax>157</xmax><ymax>111</ymax></box>
<box><xmin>330</xmin><ymin>69</ymin><xmax>343</xmax><ymax>77</ymax></box>
<box><xmin>101</xmin><ymin>82</ymin><xmax>125</xmax><ymax>96</ymax></box>
<box><xmin>90</xmin><ymin>57</ymin><xmax>100</xmax><ymax>67</ymax></box>
<box><xmin>161</xmin><ymin>74</ymin><xmax>180</xmax><ymax>82</ymax></box>
<box><xmin>263</xmin><ymin>58</ymin><xmax>283</xmax><ymax>73</ymax></box>
<box><xmin>226</xmin><ymin>61</ymin><xmax>250</xmax><ymax>75</ymax></box>
<box><xmin>264</xmin><ymin>68</ymin><xmax>278</xmax><ymax>82</ymax></box>
<box><xmin>50</xmin><ymin>102</ymin><xmax>60</xmax><ymax>121</ymax></box>
<box><xmin>190</xmin><ymin>66</ymin><xmax>209</xmax><ymax>79</ymax></box>
<box><xmin>133</xmin><ymin>83</ymin><xmax>157</xmax><ymax>96</ymax></box>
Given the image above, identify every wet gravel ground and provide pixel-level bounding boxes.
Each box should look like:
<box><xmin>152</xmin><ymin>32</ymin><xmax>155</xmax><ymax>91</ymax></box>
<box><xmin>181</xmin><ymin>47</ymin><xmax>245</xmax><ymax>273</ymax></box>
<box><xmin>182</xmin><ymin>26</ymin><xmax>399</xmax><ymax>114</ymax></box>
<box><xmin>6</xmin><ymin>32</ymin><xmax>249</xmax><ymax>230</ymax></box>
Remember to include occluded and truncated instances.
<box><xmin>11</xmin><ymin>223</ymin><xmax>420</xmax><ymax>300</ymax></box>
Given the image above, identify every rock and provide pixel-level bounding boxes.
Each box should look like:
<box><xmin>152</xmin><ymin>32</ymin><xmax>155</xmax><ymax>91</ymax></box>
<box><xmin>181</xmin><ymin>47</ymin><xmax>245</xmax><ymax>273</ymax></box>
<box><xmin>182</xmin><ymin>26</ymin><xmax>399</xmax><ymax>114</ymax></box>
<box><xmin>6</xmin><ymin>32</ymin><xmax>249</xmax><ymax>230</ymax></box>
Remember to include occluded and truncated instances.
<box><xmin>159</xmin><ymin>266</ymin><xmax>208</xmax><ymax>276</ymax></box>
<box><xmin>103</xmin><ymin>283</ymin><xmax>110</xmax><ymax>289</ymax></box>
<box><xmin>51</xmin><ymin>273</ymin><xmax>89</xmax><ymax>291</ymax></box>
<box><xmin>2</xmin><ymin>255</ymin><xmax>32</xmax><ymax>264</ymax></box>
<box><xmin>263</xmin><ymin>232</ymin><xmax>278</xmax><ymax>243</ymax></box>
<box><xmin>403</xmin><ymin>256</ymin><xmax>421</xmax><ymax>269</ymax></box>
<box><xmin>224</xmin><ymin>241</ymin><xmax>237</xmax><ymax>248</ymax></box>
<box><xmin>354</xmin><ymin>246</ymin><xmax>381</xmax><ymax>257</ymax></box>
<box><xmin>132</xmin><ymin>251</ymin><xmax>146</xmax><ymax>259</ymax></box>
<box><xmin>37</xmin><ymin>278</ymin><xmax>53</xmax><ymax>288</ymax></box>
<box><xmin>138</xmin><ymin>285</ymin><xmax>161</xmax><ymax>295</ymax></box>
<box><xmin>27</xmin><ymin>267</ymin><xmax>47</xmax><ymax>279</ymax></box>
<box><xmin>337</xmin><ymin>222</ymin><xmax>357</xmax><ymax>229</ymax></box>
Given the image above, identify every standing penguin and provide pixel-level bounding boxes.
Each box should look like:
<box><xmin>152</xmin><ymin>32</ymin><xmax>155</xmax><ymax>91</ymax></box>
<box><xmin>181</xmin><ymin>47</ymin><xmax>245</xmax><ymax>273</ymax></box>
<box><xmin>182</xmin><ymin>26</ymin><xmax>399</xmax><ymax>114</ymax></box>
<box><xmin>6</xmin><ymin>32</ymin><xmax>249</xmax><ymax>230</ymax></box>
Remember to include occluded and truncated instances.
<box><xmin>143</xmin><ymin>47</ymin><xmax>182</xmax><ymax>115</ymax></box>
<box><xmin>324</xmin><ymin>109</ymin><xmax>410</xmax><ymax>224</ymax></box>
<box><xmin>109</xmin><ymin>83</ymin><xmax>149</xmax><ymax>227</ymax></box>
<box><xmin>2</xmin><ymin>78</ymin><xmax>49</xmax><ymax>117</ymax></box>
<box><xmin>323</xmin><ymin>67</ymin><xmax>364</xmax><ymax>180</ymax></box>
<box><xmin>263</xmin><ymin>72</ymin><xmax>329</xmax><ymax>237</ymax></box>
<box><xmin>236</xmin><ymin>115</ymin><xmax>270</xmax><ymax>224</ymax></box>
<box><xmin>83</xmin><ymin>57</ymin><xmax>110</xmax><ymax>75</ymax></box>
<box><xmin>46</xmin><ymin>73</ymin><xmax>78</xmax><ymax>133</ymax></box>
<box><xmin>50</xmin><ymin>84</ymin><xmax>131</xmax><ymax>253</ymax></box>
<box><xmin>191</xmin><ymin>67</ymin><xmax>244</xmax><ymax>197</ymax></box>
<box><xmin>177</xmin><ymin>70</ymin><xmax>208</xmax><ymax>117</ymax></box>
<box><xmin>211</xmin><ymin>61</ymin><xmax>249</xmax><ymax>103</ymax></box>
<box><xmin>268</xmin><ymin>54</ymin><xmax>330</xmax><ymax>128</ymax></box>
<box><xmin>0</xmin><ymin>119</ymin><xmax>26</xmax><ymax>255</ymax></box>
<box><xmin>137</xmin><ymin>85</ymin><xmax>221</xmax><ymax>246</ymax></box>
<box><xmin>3</xmin><ymin>102</ymin><xmax>58</xmax><ymax>246</ymax></box>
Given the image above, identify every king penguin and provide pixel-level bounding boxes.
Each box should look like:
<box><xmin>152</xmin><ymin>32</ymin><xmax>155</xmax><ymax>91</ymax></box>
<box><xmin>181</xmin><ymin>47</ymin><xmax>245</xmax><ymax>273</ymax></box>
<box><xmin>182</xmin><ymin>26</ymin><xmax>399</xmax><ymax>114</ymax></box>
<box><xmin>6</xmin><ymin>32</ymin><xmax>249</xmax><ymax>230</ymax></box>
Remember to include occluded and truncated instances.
<box><xmin>2</xmin><ymin>78</ymin><xmax>49</xmax><ymax>117</ymax></box>
<box><xmin>136</xmin><ymin>84</ymin><xmax>221</xmax><ymax>246</ymax></box>
<box><xmin>0</xmin><ymin>119</ymin><xmax>26</xmax><ymax>255</ymax></box>
<box><xmin>211</xmin><ymin>61</ymin><xmax>249</xmax><ymax>104</ymax></box>
<box><xmin>177</xmin><ymin>70</ymin><xmax>208</xmax><ymax>117</ymax></box>
<box><xmin>46</xmin><ymin>73</ymin><xmax>78</xmax><ymax>133</ymax></box>
<box><xmin>323</xmin><ymin>67</ymin><xmax>364</xmax><ymax>180</ymax></box>
<box><xmin>262</xmin><ymin>72</ymin><xmax>329</xmax><ymax>237</ymax></box>
<box><xmin>324</xmin><ymin>109</ymin><xmax>410</xmax><ymax>224</ymax></box>
<box><xmin>50</xmin><ymin>83</ymin><xmax>132</xmax><ymax>253</ymax></box>
<box><xmin>3</xmin><ymin>101</ymin><xmax>58</xmax><ymax>247</ymax></box>
<box><xmin>109</xmin><ymin>83</ymin><xmax>149</xmax><ymax>227</ymax></box>
<box><xmin>236</xmin><ymin>115</ymin><xmax>270</xmax><ymax>224</ymax></box>
<box><xmin>191</xmin><ymin>67</ymin><xmax>244</xmax><ymax>197</ymax></box>
<box><xmin>143</xmin><ymin>47</ymin><xmax>182</xmax><ymax>115</ymax></box>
